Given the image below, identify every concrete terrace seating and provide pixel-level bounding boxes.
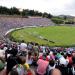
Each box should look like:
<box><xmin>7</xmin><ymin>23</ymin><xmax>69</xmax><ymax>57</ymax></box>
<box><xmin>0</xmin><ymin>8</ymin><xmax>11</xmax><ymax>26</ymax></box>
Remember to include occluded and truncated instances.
<box><xmin>0</xmin><ymin>16</ymin><xmax>54</xmax><ymax>40</ymax></box>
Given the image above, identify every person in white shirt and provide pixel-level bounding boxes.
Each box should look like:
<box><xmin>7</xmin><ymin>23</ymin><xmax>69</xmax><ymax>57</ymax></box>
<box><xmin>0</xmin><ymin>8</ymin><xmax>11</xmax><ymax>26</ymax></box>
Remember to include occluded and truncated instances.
<box><xmin>19</xmin><ymin>40</ymin><xmax>27</xmax><ymax>51</ymax></box>
<box><xmin>59</xmin><ymin>56</ymin><xmax>67</xmax><ymax>66</ymax></box>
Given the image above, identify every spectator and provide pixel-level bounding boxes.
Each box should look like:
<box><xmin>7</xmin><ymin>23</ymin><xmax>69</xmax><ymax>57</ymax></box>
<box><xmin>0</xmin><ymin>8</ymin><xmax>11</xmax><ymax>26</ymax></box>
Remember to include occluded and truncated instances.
<box><xmin>26</xmin><ymin>51</ymin><xmax>33</xmax><ymax>66</ymax></box>
<box><xmin>9</xmin><ymin>69</ymin><xmax>18</xmax><ymax>75</ymax></box>
<box><xmin>6</xmin><ymin>56</ymin><xmax>26</xmax><ymax>75</ymax></box>
<box><xmin>19</xmin><ymin>40</ymin><xmax>27</xmax><ymax>51</ymax></box>
<box><xmin>46</xmin><ymin>60</ymin><xmax>56</xmax><ymax>75</ymax></box>
<box><xmin>51</xmin><ymin>69</ymin><xmax>62</xmax><ymax>75</ymax></box>
<box><xmin>36</xmin><ymin>59</ymin><xmax>49</xmax><ymax>75</ymax></box>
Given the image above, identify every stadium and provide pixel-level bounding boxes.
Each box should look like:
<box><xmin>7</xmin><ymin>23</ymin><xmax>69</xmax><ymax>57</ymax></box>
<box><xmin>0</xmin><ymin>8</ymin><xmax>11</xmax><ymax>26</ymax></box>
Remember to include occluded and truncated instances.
<box><xmin>0</xmin><ymin>1</ymin><xmax>75</xmax><ymax>75</ymax></box>
<box><xmin>0</xmin><ymin>15</ymin><xmax>75</xmax><ymax>47</ymax></box>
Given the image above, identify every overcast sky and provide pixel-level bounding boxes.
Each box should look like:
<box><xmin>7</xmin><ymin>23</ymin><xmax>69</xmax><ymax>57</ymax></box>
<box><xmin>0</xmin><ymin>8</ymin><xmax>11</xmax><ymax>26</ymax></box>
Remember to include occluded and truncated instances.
<box><xmin>0</xmin><ymin>0</ymin><xmax>75</xmax><ymax>16</ymax></box>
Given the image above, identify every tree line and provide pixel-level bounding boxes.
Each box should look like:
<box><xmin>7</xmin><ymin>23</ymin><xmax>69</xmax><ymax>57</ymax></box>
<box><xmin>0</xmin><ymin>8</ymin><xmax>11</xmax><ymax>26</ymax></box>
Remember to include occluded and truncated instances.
<box><xmin>0</xmin><ymin>6</ymin><xmax>52</xmax><ymax>18</ymax></box>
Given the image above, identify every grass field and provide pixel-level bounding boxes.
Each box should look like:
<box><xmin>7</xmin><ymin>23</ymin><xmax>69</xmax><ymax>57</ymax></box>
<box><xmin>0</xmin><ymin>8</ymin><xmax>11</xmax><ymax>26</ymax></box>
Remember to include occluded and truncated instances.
<box><xmin>10</xmin><ymin>26</ymin><xmax>75</xmax><ymax>47</ymax></box>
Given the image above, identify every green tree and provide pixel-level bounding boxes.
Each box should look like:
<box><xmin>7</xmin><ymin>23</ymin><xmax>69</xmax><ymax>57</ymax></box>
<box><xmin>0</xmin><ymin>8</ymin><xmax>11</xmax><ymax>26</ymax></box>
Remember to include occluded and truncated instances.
<box><xmin>10</xmin><ymin>7</ymin><xmax>20</xmax><ymax>15</ymax></box>
<box><xmin>28</xmin><ymin>10</ymin><xmax>35</xmax><ymax>16</ymax></box>
<box><xmin>0</xmin><ymin>6</ymin><xmax>9</xmax><ymax>14</ymax></box>
<box><xmin>42</xmin><ymin>12</ymin><xmax>48</xmax><ymax>18</ymax></box>
<box><xmin>47</xmin><ymin>14</ymin><xmax>53</xmax><ymax>18</ymax></box>
<box><xmin>21</xmin><ymin>9</ymin><xmax>29</xmax><ymax>17</ymax></box>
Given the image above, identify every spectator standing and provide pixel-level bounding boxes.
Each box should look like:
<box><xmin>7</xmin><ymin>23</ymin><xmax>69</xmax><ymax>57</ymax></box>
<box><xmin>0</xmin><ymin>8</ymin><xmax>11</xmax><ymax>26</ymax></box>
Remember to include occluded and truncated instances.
<box><xmin>19</xmin><ymin>40</ymin><xmax>27</xmax><ymax>51</ymax></box>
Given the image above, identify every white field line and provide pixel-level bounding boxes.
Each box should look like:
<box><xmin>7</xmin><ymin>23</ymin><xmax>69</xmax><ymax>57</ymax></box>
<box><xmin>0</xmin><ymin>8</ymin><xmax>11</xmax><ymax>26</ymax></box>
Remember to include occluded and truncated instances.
<box><xmin>5</xmin><ymin>26</ymin><xmax>38</xmax><ymax>36</ymax></box>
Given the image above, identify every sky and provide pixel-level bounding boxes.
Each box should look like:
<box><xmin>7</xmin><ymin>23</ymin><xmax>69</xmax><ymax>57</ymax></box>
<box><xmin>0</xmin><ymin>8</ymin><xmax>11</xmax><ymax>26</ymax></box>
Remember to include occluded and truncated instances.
<box><xmin>0</xmin><ymin>0</ymin><xmax>75</xmax><ymax>16</ymax></box>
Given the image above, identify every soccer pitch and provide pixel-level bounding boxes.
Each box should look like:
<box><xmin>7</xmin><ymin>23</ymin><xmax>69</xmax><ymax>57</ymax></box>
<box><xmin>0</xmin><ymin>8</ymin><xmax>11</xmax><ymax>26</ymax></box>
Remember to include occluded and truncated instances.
<box><xmin>10</xmin><ymin>26</ymin><xmax>75</xmax><ymax>47</ymax></box>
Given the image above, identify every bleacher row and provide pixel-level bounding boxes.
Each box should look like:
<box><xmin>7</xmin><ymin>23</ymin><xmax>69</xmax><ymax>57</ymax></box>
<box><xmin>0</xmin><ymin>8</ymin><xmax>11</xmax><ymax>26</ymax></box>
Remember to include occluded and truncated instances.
<box><xmin>0</xmin><ymin>16</ymin><xmax>54</xmax><ymax>40</ymax></box>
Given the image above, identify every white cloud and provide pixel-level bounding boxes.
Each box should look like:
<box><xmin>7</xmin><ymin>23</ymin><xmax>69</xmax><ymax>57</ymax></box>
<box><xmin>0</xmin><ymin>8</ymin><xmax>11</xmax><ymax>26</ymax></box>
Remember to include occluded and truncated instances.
<box><xmin>0</xmin><ymin>0</ymin><xmax>75</xmax><ymax>16</ymax></box>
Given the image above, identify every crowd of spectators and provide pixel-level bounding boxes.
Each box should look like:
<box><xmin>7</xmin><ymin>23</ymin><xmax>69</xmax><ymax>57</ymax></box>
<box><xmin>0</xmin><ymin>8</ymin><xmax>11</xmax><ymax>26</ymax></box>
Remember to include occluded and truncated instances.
<box><xmin>0</xmin><ymin>40</ymin><xmax>75</xmax><ymax>75</ymax></box>
<box><xmin>0</xmin><ymin>16</ymin><xmax>54</xmax><ymax>40</ymax></box>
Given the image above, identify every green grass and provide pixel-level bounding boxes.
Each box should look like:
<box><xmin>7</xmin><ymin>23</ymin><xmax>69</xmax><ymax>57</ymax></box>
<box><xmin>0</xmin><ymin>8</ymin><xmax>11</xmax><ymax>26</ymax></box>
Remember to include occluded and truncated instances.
<box><xmin>10</xmin><ymin>26</ymin><xmax>75</xmax><ymax>47</ymax></box>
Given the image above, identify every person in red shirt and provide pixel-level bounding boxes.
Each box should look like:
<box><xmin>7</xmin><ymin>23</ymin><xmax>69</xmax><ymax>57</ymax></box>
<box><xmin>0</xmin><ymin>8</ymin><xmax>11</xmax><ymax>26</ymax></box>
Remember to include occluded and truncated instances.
<box><xmin>39</xmin><ymin>53</ymin><xmax>49</xmax><ymax>61</ymax></box>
